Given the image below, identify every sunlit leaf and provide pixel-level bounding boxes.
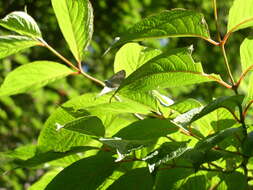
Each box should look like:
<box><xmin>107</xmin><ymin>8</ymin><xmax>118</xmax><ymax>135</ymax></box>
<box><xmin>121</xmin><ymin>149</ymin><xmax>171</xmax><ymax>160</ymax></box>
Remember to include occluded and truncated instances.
<box><xmin>240</xmin><ymin>37</ymin><xmax>253</xmax><ymax>73</ymax></box>
<box><xmin>29</xmin><ymin>169</ymin><xmax>62</xmax><ymax>190</ymax></box>
<box><xmin>0</xmin><ymin>61</ymin><xmax>73</xmax><ymax>96</ymax></box>
<box><xmin>38</xmin><ymin>93</ymin><xmax>137</xmax><ymax>152</ymax></box>
<box><xmin>51</xmin><ymin>0</ymin><xmax>93</xmax><ymax>62</ymax></box>
<box><xmin>0</xmin><ymin>35</ymin><xmax>40</xmax><ymax>59</ymax></box>
<box><xmin>117</xmin><ymin>47</ymin><xmax>222</xmax><ymax>93</ymax></box>
<box><xmin>63</xmin><ymin>116</ymin><xmax>105</xmax><ymax>137</ymax></box>
<box><xmin>114</xmin><ymin>43</ymin><xmax>162</xmax><ymax>76</ymax></box>
<box><xmin>228</xmin><ymin>0</ymin><xmax>253</xmax><ymax>32</ymax></box>
<box><xmin>0</xmin><ymin>11</ymin><xmax>42</xmax><ymax>38</ymax></box>
<box><xmin>113</xmin><ymin>9</ymin><xmax>210</xmax><ymax>48</ymax></box>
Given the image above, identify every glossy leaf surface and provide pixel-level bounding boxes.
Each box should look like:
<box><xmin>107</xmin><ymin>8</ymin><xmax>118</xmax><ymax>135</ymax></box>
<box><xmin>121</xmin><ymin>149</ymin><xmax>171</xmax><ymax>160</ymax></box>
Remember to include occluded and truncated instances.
<box><xmin>0</xmin><ymin>11</ymin><xmax>42</xmax><ymax>38</ymax></box>
<box><xmin>51</xmin><ymin>0</ymin><xmax>93</xmax><ymax>62</ymax></box>
<box><xmin>0</xmin><ymin>61</ymin><xmax>73</xmax><ymax>96</ymax></box>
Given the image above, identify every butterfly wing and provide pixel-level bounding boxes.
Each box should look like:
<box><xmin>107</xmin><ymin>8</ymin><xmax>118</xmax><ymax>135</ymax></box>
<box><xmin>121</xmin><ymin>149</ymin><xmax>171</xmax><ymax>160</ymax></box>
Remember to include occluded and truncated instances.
<box><xmin>105</xmin><ymin>70</ymin><xmax>126</xmax><ymax>88</ymax></box>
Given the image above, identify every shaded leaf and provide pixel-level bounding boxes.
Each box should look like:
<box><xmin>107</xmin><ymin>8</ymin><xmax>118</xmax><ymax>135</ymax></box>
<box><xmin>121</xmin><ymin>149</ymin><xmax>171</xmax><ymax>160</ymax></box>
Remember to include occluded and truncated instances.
<box><xmin>117</xmin><ymin>47</ymin><xmax>222</xmax><ymax>93</ymax></box>
<box><xmin>99</xmin><ymin>137</ymin><xmax>153</xmax><ymax>161</ymax></box>
<box><xmin>107</xmin><ymin>168</ymin><xmax>154</xmax><ymax>190</ymax></box>
<box><xmin>182</xmin><ymin>149</ymin><xmax>228</xmax><ymax>169</ymax></box>
<box><xmin>143</xmin><ymin>142</ymin><xmax>189</xmax><ymax>172</ymax></box>
<box><xmin>115</xmin><ymin>118</ymin><xmax>178</xmax><ymax>140</ymax></box>
<box><xmin>45</xmin><ymin>152</ymin><xmax>117</xmax><ymax>190</ymax></box>
<box><xmin>0</xmin><ymin>35</ymin><xmax>40</xmax><ymax>59</ymax></box>
<box><xmin>63</xmin><ymin>116</ymin><xmax>105</xmax><ymax>137</ymax></box>
<box><xmin>38</xmin><ymin>93</ymin><xmax>137</xmax><ymax>152</ymax></box>
<box><xmin>0</xmin><ymin>11</ymin><xmax>42</xmax><ymax>38</ymax></box>
<box><xmin>154</xmin><ymin>168</ymin><xmax>194</xmax><ymax>190</ymax></box>
<box><xmin>14</xmin><ymin>146</ymin><xmax>96</xmax><ymax>168</ymax></box>
<box><xmin>228</xmin><ymin>0</ymin><xmax>253</xmax><ymax>32</ymax></box>
<box><xmin>113</xmin><ymin>9</ymin><xmax>210</xmax><ymax>48</ymax></box>
<box><xmin>51</xmin><ymin>0</ymin><xmax>93</xmax><ymax>62</ymax></box>
<box><xmin>242</xmin><ymin>131</ymin><xmax>253</xmax><ymax>157</ymax></box>
<box><xmin>180</xmin><ymin>175</ymin><xmax>206</xmax><ymax>190</ymax></box>
<box><xmin>0</xmin><ymin>61</ymin><xmax>73</xmax><ymax>96</ymax></box>
<box><xmin>195</xmin><ymin>127</ymin><xmax>242</xmax><ymax>151</ymax></box>
<box><xmin>189</xmin><ymin>95</ymin><xmax>244</xmax><ymax>124</ymax></box>
<box><xmin>222</xmin><ymin>172</ymin><xmax>247</xmax><ymax>190</ymax></box>
<box><xmin>114</xmin><ymin>43</ymin><xmax>162</xmax><ymax>76</ymax></box>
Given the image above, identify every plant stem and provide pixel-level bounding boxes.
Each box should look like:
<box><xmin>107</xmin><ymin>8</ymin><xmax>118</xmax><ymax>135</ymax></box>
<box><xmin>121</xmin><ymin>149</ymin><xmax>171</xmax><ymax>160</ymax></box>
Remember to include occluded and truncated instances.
<box><xmin>39</xmin><ymin>39</ymin><xmax>79</xmax><ymax>71</ymax></box>
<box><xmin>220</xmin><ymin>43</ymin><xmax>235</xmax><ymax>86</ymax></box>
<box><xmin>212</xmin><ymin>0</ymin><xmax>222</xmax><ymax>42</ymax></box>
<box><xmin>243</xmin><ymin>100</ymin><xmax>253</xmax><ymax>119</ymax></box>
<box><xmin>39</xmin><ymin>39</ymin><xmax>105</xmax><ymax>87</ymax></box>
<box><xmin>77</xmin><ymin>61</ymin><xmax>105</xmax><ymax>87</ymax></box>
<box><xmin>223</xmin><ymin>17</ymin><xmax>253</xmax><ymax>45</ymax></box>
<box><xmin>236</xmin><ymin>64</ymin><xmax>253</xmax><ymax>88</ymax></box>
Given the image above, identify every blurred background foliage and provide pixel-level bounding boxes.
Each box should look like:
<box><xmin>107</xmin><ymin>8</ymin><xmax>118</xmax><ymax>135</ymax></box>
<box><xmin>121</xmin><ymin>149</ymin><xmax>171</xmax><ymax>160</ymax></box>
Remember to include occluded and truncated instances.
<box><xmin>0</xmin><ymin>0</ymin><xmax>251</xmax><ymax>189</ymax></box>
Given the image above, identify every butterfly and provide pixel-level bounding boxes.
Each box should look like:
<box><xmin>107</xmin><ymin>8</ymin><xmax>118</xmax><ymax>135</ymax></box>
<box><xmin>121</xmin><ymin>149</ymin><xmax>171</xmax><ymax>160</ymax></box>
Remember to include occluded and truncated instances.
<box><xmin>97</xmin><ymin>70</ymin><xmax>126</xmax><ymax>98</ymax></box>
<box><xmin>105</xmin><ymin>70</ymin><xmax>126</xmax><ymax>88</ymax></box>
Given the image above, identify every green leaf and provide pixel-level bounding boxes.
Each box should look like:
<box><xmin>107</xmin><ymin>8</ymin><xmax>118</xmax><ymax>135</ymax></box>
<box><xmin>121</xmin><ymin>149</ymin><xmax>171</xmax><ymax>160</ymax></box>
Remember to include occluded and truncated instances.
<box><xmin>182</xmin><ymin>149</ymin><xmax>229</xmax><ymax>169</ymax></box>
<box><xmin>189</xmin><ymin>95</ymin><xmax>244</xmax><ymax>124</ymax></box>
<box><xmin>117</xmin><ymin>47</ymin><xmax>222</xmax><ymax>93</ymax></box>
<box><xmin>83</xmin><ymin>99</ymin><xmax>154</xmax><ymax>115</ymax></box>
<box><xmin>154</xmin><ymin>168</ymin><xmax>194</xmax><ymax>190</ymax></box>
<box><xmin>38</xmin><ymin>93</ymin><xmax>137</xmax><ymax>152</ymax></box>
<box><xmin>45</xmin><ymin>152</ymin><xmax>117</xmax><ymax>190</ymax></box>
<box><xmin>119</xmin><ymin>91</ymin><xmax>160</xmax><ymax>114</ymax></box>
<box><xmin>0</xmin><ymin>11</ymin><xmax>42</xmax><ymax>38</ymax></box>
<box><xmin>173</xmin><ymin>107</ymin><xmax>203</xmax><ymax>127</ymax></box>
<box><xmin>143</xmin><ymin>142</ymin><xmax>189</xmax><ymax>172</ymax></box>
<box><xmin>115</xmin><ymin>118</ymin><xmax>178</xmax><ymax>140</ymax></box>
<box><xmin>180</xmin><ymin>175</ymin><xmax>206</xmax><ymax>190</ymax></box>
<box><xmin>0</xmin><ymin>61</ymin><xmax>73</xmax><ymax>96</ymax></box>
<box><xmin>195</xmin><ymin>127</ymin><xmax>242</xmax><ymax>151</ymax></box>
<box><xmin>222</xmin><ymin>172</ymin><xmax>248</xmax><ymax>190</ymax></box>
<box><xmin>51</xmin><ymin>0</ymin><xmax>93</xmax><ymax>62</ymax></box>
<box><xmin>0</xmin><ymin>35</ymin><xmax>40</xmax><ymax>59</ymax></box>
<box><xmin>242</xmin><ymin>131</ymin><xmax>253</xmax><ymax>157</ymax></box>
<box><xmin>100</xmin><ymin>118</ymin><xmax>178</xmax><ymax>161</ymax></box>
<box><xmin>63</xmin><ymin>116</ymin><xmax>105</xmax><ymax>137</ymax></box>
<box><xmin>99</xmin><ymin>137</ymin><xmax>153</xmax><ymax>161</ymax></box>
<box><xmin>240</xmin><ymin>38</ymin><xmax>253</xmax><ymax>105</ymax></box>
<box><xmin>244</xmin><ymin>73</ymin><xmax>253</xmax><ymax>105</ymax></box>
<box><xmin>228</xmin><ymin>0</ymin><xmax>253</xmax><ymax>32</ymax></box>
<box><xmin>29</xmin><ymin>169</ymin><xmax>62</xmax><ymax>190</ymax></box>
<box><xmin>240</xmin><ymin>37</ymin><xmax>253</xmax><ymax>73</ymax></box>
<box><xmin>14</xmin><ymin>146</ymin><xmax>96</xmax><ymax>168</ymax></box>
<box><xmin>113</xmin><ymin>9</ymin><xmax>210</xmax><ymax>47</ymax></box>
<box><xmin>114</xmin><ymin>43</ymin><xmax>162</xmax><ymax>77</ymax></box>
<box><xmin>107</xmin><ymin>168</ymin><xmax>154</xmax><ymax>190</ymax></box>
<box><xmin>169</xmin><ymin>98</ymin><xmax>202</xmax><ymax>114</ymax></box>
